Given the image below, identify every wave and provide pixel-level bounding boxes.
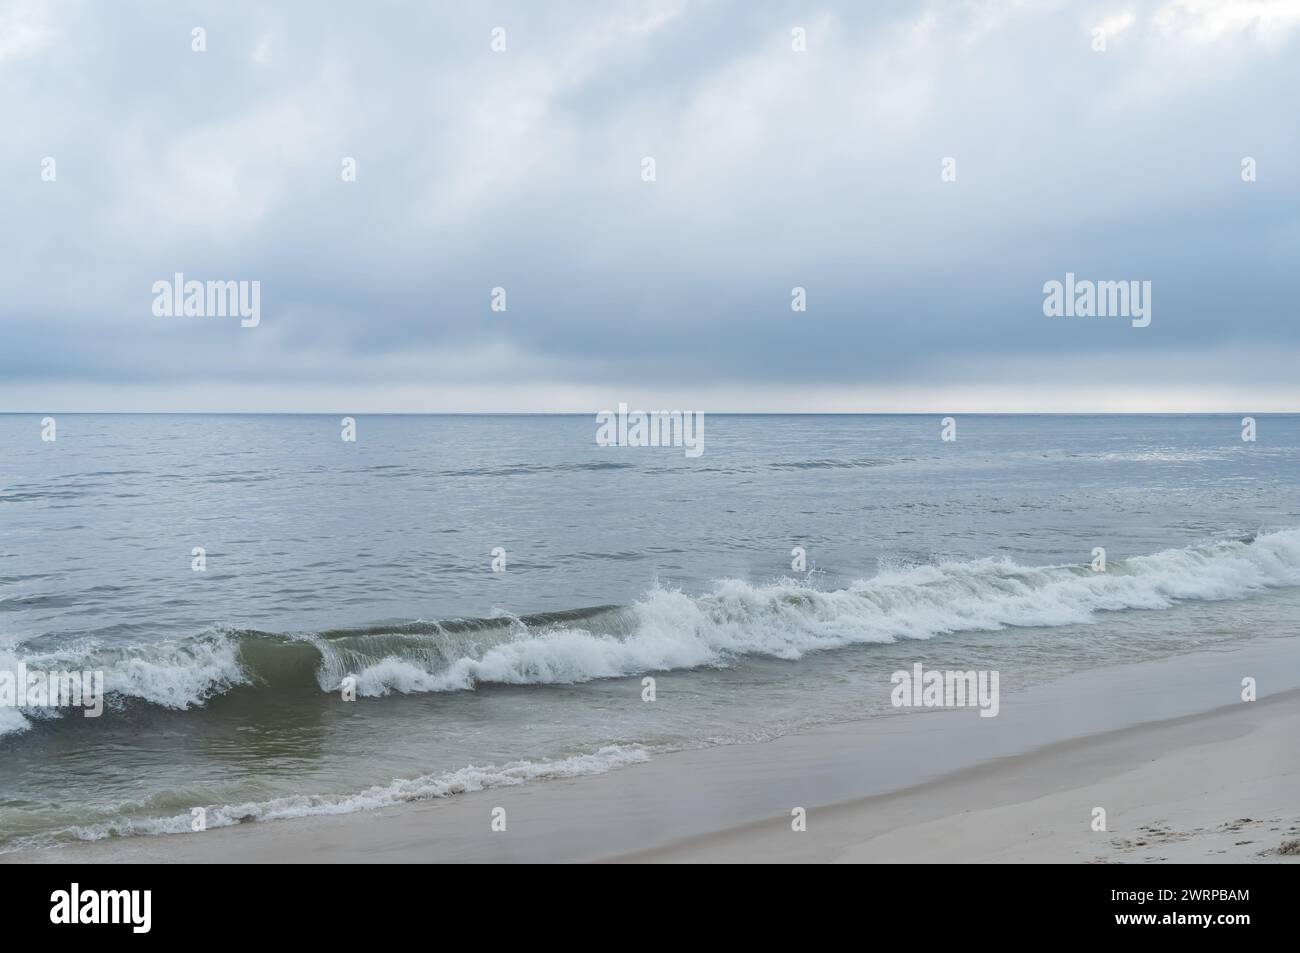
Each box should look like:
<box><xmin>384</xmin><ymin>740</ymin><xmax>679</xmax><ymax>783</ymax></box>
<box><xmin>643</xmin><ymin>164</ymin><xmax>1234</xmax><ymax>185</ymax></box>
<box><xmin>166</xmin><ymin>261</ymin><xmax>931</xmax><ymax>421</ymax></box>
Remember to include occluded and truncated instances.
<box><xmin>6</xmin><ymin>745</ymin><xmax>651</xmax><ymax>851</ymax></box>
<box><xmin>4</xmin><ymin>528</ymin><xmax>1300</xmax><ymax>736</ymax></box>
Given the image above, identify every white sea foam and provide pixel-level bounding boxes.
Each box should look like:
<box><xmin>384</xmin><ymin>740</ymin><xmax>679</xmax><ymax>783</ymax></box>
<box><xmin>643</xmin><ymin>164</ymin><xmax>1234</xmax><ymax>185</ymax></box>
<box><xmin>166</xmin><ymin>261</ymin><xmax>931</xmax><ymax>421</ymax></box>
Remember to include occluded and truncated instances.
<box><xmin>0</xmin><ymin>634</ymin><xmax>249</xmax><ymax>736</ymax></box>
<box><xmin>7</xmin><ymin>529</ymin><xmax>1300</xmax><ymax>715</ymax></box>
<box><xmin>95</xmin><ymin>635</ymin><xmax>249</xmax><ymax>708</ymax></box>
<box><xmin>0</xmin><ymin>704</ymin><xmax>30</xmax><ymax>738</ymax></box>
<box><xmin>50</xmin><ymin>745</ymin><xmax>650</xmax><ymax>845</ymax></box>
<box><xmin>339</xmin><ymin>528</ymin><xmax>1300</xmax><ymax>695</ymax></box>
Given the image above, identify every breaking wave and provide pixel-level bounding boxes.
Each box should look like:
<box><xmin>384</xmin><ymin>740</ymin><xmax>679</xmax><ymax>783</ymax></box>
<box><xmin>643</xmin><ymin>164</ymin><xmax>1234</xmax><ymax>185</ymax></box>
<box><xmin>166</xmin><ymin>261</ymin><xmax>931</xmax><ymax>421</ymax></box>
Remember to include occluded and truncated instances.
<box><xmin>4</xmin><ymin>528</ymin><xmax>1300</xmax><ymax>737</ymax></box>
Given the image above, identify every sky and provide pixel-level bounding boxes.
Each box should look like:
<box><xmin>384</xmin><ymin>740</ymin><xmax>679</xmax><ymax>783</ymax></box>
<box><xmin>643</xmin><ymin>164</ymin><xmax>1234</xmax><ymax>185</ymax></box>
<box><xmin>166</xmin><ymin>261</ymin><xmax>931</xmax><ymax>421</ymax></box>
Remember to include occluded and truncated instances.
<box><xmin>1</xmin><ymin>0</ymin><xmax>1298</xmax><ymax>412</ymax></box>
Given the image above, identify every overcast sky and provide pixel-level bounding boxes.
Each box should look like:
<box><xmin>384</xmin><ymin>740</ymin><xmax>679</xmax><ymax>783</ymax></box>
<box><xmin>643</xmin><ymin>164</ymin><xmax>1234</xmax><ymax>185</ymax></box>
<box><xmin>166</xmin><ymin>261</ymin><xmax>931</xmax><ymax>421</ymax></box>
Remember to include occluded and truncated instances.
<box><xmin>2</xmin><ymin>0</ymin><xmax>1298</xmax><ymax>412</ymax></box>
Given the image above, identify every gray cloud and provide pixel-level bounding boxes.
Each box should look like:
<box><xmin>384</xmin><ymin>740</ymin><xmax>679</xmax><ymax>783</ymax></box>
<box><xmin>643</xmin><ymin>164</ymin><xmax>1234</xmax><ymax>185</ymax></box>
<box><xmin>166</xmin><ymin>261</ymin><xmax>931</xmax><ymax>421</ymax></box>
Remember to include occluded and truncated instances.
<box><xmin>2</xmin><ymin>0</ymin><xmax>1298</xmax><ymax>410</ymax></box>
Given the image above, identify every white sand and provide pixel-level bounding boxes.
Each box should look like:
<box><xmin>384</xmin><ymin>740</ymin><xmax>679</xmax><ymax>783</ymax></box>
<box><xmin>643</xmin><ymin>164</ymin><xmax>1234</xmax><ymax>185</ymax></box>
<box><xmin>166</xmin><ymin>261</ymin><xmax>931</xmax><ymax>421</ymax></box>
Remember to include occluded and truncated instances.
<box><xmin>622</xmin><ymin>691</ymin><xmax>1300</xmax><ymax>863</ymax></box>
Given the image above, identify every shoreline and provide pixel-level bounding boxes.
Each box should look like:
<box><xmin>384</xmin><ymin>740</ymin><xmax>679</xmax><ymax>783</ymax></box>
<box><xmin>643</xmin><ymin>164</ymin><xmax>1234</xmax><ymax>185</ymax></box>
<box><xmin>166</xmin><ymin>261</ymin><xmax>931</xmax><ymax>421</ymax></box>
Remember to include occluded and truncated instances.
<box><xmin>7</xmin><ymin>639</ymin><xmax>1300</xmax><ymax>863</ymax></box>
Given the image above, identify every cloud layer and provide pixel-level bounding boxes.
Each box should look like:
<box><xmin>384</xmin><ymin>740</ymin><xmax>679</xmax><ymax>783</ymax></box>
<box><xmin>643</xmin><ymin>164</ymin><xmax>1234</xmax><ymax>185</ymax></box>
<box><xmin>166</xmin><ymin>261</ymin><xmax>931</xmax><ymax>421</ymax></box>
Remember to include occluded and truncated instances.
<box><xmin>2</xmin><ymin>0</ymin><xmax>1298</xmax><ymax>411</ymax></box>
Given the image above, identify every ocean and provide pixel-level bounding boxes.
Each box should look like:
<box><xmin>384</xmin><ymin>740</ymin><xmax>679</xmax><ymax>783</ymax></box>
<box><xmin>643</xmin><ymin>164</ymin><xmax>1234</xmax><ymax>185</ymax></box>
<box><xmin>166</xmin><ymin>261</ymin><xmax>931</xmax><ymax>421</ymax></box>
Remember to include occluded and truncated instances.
<box><xmin>2</xmin><ymin>413</ymin><xmax>1298</xmax><ymax>851</ymax></box>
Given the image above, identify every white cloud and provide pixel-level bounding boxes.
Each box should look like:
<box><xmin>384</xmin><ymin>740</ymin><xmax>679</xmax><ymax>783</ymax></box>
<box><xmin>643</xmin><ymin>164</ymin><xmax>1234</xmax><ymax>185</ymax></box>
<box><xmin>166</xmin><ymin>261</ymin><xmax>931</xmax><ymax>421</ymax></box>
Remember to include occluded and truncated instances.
<box><xmin>1095</xmin><ymin>10</ymin><xmax>1138</xmax><ymax>41</ymax></box>
<box><xmin>1151</xmin><ymin>0</ymin><xmax>1300</xmax><ymax>44</ymax></box>
<box><xmin>0</xmin><ymin>0</ymin><xmax>55</xmax><ymax>61</ymax></box>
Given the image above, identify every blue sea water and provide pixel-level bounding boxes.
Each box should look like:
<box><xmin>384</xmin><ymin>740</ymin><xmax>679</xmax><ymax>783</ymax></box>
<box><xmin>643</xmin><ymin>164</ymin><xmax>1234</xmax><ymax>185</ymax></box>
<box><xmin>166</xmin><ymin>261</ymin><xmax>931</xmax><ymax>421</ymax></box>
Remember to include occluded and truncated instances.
<box><xmin>1</xmin><ymin>413</ymin><xmax>1298</xmax><ymax>849</ymax></box>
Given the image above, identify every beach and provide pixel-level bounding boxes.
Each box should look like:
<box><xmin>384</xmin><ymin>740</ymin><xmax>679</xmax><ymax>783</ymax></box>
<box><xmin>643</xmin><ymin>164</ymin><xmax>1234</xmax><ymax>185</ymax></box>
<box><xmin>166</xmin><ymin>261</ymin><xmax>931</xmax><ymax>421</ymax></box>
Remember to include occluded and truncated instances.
<box><xmin>7</xmin><ymin>0</ymin><xmax>1300</xmax><ymax>879</ymax></box>
<box><xmin>627</xmin><ymin>691</ymin><xmax>1300</xmax><ymax>864</ymax></box>
<box><xmin>5</xmin><ymin>415</ymin><xmax>1300</xmax><ymax>856</ymax></box>
<box><xmin>8</xmin><ymin>640</ymin><xmax>1299</xmax><ymax>864</ymax></box>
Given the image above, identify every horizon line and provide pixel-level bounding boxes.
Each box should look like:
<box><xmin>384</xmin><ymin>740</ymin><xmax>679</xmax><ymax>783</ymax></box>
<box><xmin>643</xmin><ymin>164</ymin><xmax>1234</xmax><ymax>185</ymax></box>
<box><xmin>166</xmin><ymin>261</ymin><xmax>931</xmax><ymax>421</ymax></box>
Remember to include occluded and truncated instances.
<box><xmin>3</xmin><ymin>410</ymin><xmax>1296</xmax><ymax>417</ymax></box>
